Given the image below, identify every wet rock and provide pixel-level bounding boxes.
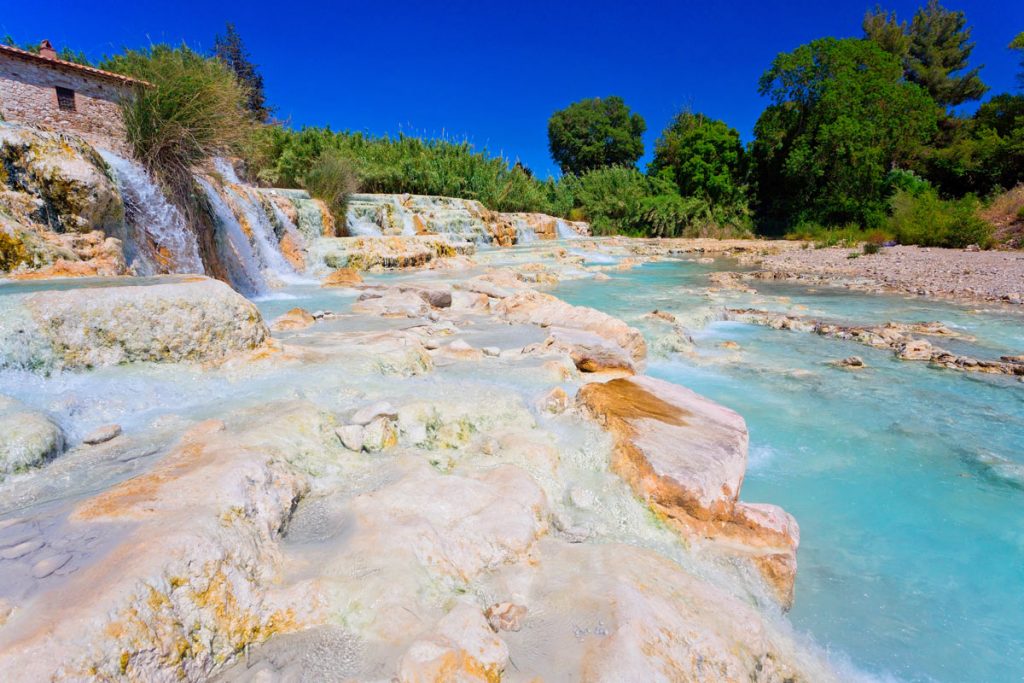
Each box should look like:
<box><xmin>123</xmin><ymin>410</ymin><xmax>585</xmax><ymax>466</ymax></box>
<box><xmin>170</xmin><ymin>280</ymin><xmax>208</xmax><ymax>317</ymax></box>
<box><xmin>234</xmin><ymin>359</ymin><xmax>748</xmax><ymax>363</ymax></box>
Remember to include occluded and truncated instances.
<box><xmin>0</xmin><ymin>277</ymin><xmax>268</xmax><ymax>372</ymax></box>
<box><xmin>352</xmin><ymin>291</ymin><xmax>430</xmax><ymax>318</ymax></box>
<box><xmin>720</xmin><ymin>340</ymin><xmax>741</xmax><ymax>350</ymax></box>
<box><xmin>0</xmin><ymin>396</ymin><xmax>64</xmax><ymax>477</ymax></box>
<box><xmin>832</xmin><ymin>356</ymin><xmax>865</xmax><ymax>369</ymax></box>
<box><xmin>538</xmin><ymin>386</ymin><xmax>570</xmax><ymax>414</ymax></box>
<box><xmin>362</xmin><ymin>415</ymin><xmax>398</xmax><ymax>452</ymax></box>
<box><xmin>320</xmin><ymin>267</ymin><xmax>362</xmax><ymax>287</ymax></box>
<box><xmin>485</xmin><ymin>602</ymin><xmax>527</xmax><ymax>632</ymax></box>
<box><xmin>312</xmin><ymin>235</ymin><xmax>475</xmax><ymax>272</ymax></box>
<box><xmin>271</xmin><ymin>307</ymin><xmax>316</xmax><ymax>331</ymax></box>
<box><xmin>496</xmin><ymin>290</ymin><xmax>647</xmax><ymax>365</ymax></box>
<box><xmin>897</xmin><ymin>339</ymin><xmax>934</xmax><ymax>361</ymax></box>
<box><xmin>334</xmin><ymin>424</ymin><xmax>365</xmax><ymax>452</ymax></box>
<box><xmin>31</xmin><ymin>552</ymin><xmax>72</xmax><ymax>579</ymax></box>
<box><xmin>350</xmin><ymin>401</ymin><xmax>397</xmax><ymax>426</ymax></box>
<box><xmin>83</xmin><ymin>424</ymin><xmax>122</xmax><ymax>445</ymax></box>
<box><xmin>482</xmin><ymin>346</ymin><xmax>501</xmax><ymax>357</ymax></box>
<box><xmin>577</xmin><ymin>376</ymin><xmax>800</xmax><ymax>607</ymax></box>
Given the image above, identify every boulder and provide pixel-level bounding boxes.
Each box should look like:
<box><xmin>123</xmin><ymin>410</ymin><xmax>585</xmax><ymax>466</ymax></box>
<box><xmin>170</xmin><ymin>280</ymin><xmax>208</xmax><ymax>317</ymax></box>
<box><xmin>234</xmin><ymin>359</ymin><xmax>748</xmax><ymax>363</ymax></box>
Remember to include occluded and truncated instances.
<box><xmin>495</xmin><ymin>290</ymin><xmax>647</xmax><ymax>365</ymax></box>
<box><xmin>321</xmin><ymin>267</ymin><xmax>363</xmax><ymax>287</ymax></box>
<box><xmin>398</xmin><ymin>603</ymin><xmax>509</xmax><ymax>682</ymax></box>
<box><xmin>0</xmin><ymin>396</ymin><xmax>64</xmax><ymax>477</ymax></box>
<box><xmin>270</xmin><ymin>307</ymin><xmax>316</xmax><ymax>331</ymax></box>
<box><xmin>577</xmin><ymin>376</ymin><xmax>800</xmax><ymax>607</ymax></box>
<box><xmin>0</xmin><ymin>277</ymin><xmax>269</xmax><ymax>372</ymax></box>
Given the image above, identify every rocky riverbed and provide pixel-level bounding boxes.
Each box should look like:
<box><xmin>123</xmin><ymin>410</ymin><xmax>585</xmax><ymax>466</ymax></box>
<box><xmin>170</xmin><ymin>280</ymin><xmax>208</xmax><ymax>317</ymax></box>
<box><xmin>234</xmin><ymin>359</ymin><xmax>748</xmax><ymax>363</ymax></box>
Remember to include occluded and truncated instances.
<box><xmin>740</xmin><ymin>244</ymin><xmax>1024</xmax><ymax>305</ymax></box>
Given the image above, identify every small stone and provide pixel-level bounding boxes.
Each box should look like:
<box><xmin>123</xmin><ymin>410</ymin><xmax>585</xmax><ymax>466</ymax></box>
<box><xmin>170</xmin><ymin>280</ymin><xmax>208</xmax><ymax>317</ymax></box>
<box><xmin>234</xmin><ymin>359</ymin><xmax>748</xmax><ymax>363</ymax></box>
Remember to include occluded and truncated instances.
<box><xmin>83</xmin><ymin>424</ymin><xmax>122</xmax><ymax>445</ymax></box>
<box><xmin>321</xmin><ymin>267</ymin><xmax>363</xmax><ymax>287</ymax></box>
<box><xmin>720</xmin><ymin>341</ymin><xmax>740</xmax><ymax>350</ymax></box>
<box><xmin>897</xmin><ymin>339</ymin><xmax>934</xmax><ymax>361</ymax></box>
<box><xmin>423</xmin><ymin>338</ymin><xmax>441</xmax><ymax>350</ymax></box>
<box><xmin>351</xmin><ymin>401</ymin><xmax>398</xmax><ymax>426</ymax></box>
<box><xmin>539</xmin><ymin>387</ymin><xmax>569</xmax><ymax>414</ymax></box>
<box><xmin>362</xmin><ymin>415</ymin><xmax>398</xmax><ymax>452</ymax></box>
<box><xmin>448</xmin><ymin>339</ymin><xmax>473</xmax><ymax>352</ymax></box>
<box><xmin>311</xmin><ymin>310</ymin><xmax>327</xmax><ymax>320</ymax></box>
<box><xmin>485</xmin><ymin>602</ymin><xmax>528</xmax><ymax>632</ymax></box>
<box><xmin>335</xmin><ymin>424</ymin><xmax>365</xmax><ymax>452</ymax></box>
<box><xmin>482</xmin><ymin>346</ymin><xmax>500</xmax><ymax>357</ymax></box>
<box><xmin>31</xmin><ymin>552</ymin><xmax>72</xmax><ymax>579</ymax></box>
<box><xmin>831</xmin><ymin>356</ymin><xmax>865</xmax><ymax>369</ymax></box>
<box><xmin>427</xmin><ymin>311</ymin><xmax>441</xmax><ymax>322</ymax></box>
<box><xmin>270</xmin><ymin>307</ymin><xmax>316</xmax><ymax>331</ymax></box>
<box><xmin>1</xmin><ymin>538</ymin><xmax>44</xmax><ymax>560</ymax></box>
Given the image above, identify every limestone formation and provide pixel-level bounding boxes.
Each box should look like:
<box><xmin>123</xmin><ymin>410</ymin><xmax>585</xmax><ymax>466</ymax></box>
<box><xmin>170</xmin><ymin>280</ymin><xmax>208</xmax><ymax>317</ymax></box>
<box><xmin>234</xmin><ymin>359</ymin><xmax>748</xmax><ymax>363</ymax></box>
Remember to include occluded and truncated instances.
<box><xmin>577</xmin><ymin>376</ymin><xmax>800</xmax><ymax>606</ymax></box>
<box><xmin>0</xmin><ymin>276</ymin><xmax>268</xmax><ymax>371</ymax></box>
<box><xmin>0</xmin><ymin>396</ymin><xmax>64</xmax><ymax>478</ymax></box>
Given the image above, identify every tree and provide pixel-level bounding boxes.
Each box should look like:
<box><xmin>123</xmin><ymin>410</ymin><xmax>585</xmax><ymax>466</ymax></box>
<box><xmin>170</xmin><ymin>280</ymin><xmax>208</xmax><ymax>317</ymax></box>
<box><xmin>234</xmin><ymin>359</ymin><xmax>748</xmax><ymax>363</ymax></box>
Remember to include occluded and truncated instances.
<box><xmin>649</xmin><ymin>111</ymin><xmax>746</xmax><ymax>216</ymax></box>
<box><xmin>750</xmin><ymin>38</ymin><xmax>937</xmax><ymax>231</ymax></box>
<box><xmin>864</xmin><ymin>1</ymin><xmax>987</xmax><ymax>108</ymax></box>
<box><xmin>213</xmin><ymin>23</ymin><xmax>269</xmax><ymax>121</ymax></box>
<box><xmin>547</xmin><ymin>97</ymin><xmax>645</xmax><ymax>175</ymax></box>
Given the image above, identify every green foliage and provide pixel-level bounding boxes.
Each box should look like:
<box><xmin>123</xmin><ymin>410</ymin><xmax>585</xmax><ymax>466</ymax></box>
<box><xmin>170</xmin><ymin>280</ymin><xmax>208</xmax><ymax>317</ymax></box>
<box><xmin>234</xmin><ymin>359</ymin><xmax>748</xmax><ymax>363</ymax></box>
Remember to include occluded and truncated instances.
<box><xmin>213</xmin><ymin>23</ymin><xmax>270</xmax><ymax>122</ymax></box>
<box><xmin>100</xmin><ymin>45</ymin><xmax>259</xmax><ymax>189</ymax></box>
<box><xmin>863</xmin><ymin>242</ymin><xmax>881</xmax><ymax>254</ymax></box>
<box><xmin>547</xmin><ymin>97</ymin><xmax>646</xmax><ymax>175</ymax></box>
<box><xmin>887</xmin><ymin>186</ymin><xmax>992</xmax><ymax>247</ymax></box>
<box><xmin>560</xmin><ymin>166</ymin><xmax>749</xmax><ymax>238</ymax></box>
<box><xmin>784</xmin><ymin>223</ymin><xmax>892</xmax><ymax>248</ymax></box>
<box><xmin>2</xmin><ymin>36</ymin><xmax>91</xmax><ymax>65</ymax></box>
<box><xmin>1013</xmin><ymin>32</ymin><xmax>1024</xmax><ymax>89</ymax></box>
<box><xmin>254</xmin><ymin>127</ymin><xmax>565</xmax><ymax>214</ymax></box>
<box><xmin>649</xmin><ymin>111</ymin><xmax>748</xmax><ymax>221</ymax></box>
<box><xmin>864</xmin><ymin>1</ymin><xmax>987</xmax><ymax>107</ymax></box>
<box><xmin>302</xmin><ymin>150</ymin><xmax>360</xmax><ymax>223</ymax></box>
<box><xmin>750</xmin><ymin>38</ymin><xmax>937</xmax><ymax>232</ymax></box>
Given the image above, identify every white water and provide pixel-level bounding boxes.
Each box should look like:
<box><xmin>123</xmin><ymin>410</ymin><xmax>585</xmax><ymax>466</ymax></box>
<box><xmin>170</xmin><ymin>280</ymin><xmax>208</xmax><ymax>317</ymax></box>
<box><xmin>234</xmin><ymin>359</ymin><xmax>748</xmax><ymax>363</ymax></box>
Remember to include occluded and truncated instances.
<box><xmin>99</xmin><ymin>151</ymin><xmax>203</xmax><ymax>275</ymax></box>
<box><xmin>223</xmin><ymin>186</ymin><xmax>309</xmax><ymax>286</ymax></box>
<box><xmin>196</xmin><ymin>177</ymin><xmax>268</xmax><ymax>296</ymax></box>
<box><xmin>513</xmin><ymin>218</ymin><xmax>539</xmax><ymax>243</ymax></box>
<box><xmin>555</xmin><ymin>219</ymin><xmax>580</xmax><ymax>239</ymax></box>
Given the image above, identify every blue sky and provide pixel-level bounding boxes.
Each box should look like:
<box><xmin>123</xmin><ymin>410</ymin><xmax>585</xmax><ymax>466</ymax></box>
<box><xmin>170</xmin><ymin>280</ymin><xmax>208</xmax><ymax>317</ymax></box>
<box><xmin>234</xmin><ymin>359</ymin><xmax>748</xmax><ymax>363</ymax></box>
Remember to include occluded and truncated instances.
<box><xmin>4</xmin><ymin>1</ymin><xmax>1022</xmax><ymax>178</ymax></box>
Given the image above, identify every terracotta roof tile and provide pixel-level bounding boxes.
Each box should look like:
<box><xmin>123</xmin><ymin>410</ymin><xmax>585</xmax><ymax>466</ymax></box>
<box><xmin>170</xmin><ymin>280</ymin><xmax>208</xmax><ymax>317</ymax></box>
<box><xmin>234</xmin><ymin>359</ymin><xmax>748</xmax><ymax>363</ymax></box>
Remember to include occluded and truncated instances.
<box><xmin>0</xmin><ymin>43</ymin><xmax>153</xmax><ymax>88</ymax></box>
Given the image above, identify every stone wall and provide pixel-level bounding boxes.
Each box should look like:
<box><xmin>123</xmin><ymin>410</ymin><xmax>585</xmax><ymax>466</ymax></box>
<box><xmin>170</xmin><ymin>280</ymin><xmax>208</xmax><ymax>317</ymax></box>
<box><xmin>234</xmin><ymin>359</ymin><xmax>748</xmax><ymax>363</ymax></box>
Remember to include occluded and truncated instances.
<box><xmin>0</xmin><ymin>54</ymin><xmax>134</xmax><ymax>155</ymax></box>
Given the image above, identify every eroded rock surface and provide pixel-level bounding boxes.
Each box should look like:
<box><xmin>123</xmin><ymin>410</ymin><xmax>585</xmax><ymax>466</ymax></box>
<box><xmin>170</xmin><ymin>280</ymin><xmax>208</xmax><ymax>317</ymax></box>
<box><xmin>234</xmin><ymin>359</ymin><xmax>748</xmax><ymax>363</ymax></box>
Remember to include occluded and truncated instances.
<box><xmin>577</xmin><ymin>376</ymin><xmax>800</xmax><ymax>606</ymax></box>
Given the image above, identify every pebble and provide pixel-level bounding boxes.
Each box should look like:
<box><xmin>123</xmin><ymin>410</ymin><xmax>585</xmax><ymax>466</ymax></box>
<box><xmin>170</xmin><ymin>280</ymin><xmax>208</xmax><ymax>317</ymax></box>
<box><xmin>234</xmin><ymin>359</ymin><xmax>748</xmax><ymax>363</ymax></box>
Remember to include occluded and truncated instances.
<box><xmin>83</xmin><ymin>424</ymin><xmax>122</xmax><ymax>445</ymax></box>
<box><xmin>31</xmin><ymin>552</ymin><xmax>72</xmax><ymax>579</ymax></box>
<box><xmin>1</xmin><ymin>539</ymin><xmax>44</xmax><ymax>560</ymax></box>
<box><xmin>423</xmin><ymin>338</ymin><xmax>441</xmax><ymax>350</ymax></box>
<box><xmin>335</xmin><ymin>424</ymin><xmax>364</xmax><ymax>452</ymax></box>
<box><xmin>448</xmin><ymin>339</ymin><xmax>473</xmax><ymax>352</ymax></box>
<box><xmin>350</xmin><ymin>402</ymin><xmax>397</xmax><ymax>426</ymax></box>
<box><xmin>482</xmin><ymin>346</ymin><xmax>500</xmax><ymax>357</ymax></box>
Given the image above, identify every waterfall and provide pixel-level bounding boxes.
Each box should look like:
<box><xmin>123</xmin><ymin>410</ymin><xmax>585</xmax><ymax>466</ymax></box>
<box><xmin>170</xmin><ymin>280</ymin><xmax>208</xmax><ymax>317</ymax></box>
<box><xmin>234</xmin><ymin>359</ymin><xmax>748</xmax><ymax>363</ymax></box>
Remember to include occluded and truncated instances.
<box><xmin>196</xmin><ymin>177</ymin><xmax>268</xmax><ymax>296</ymax></box>
<box><xmin>513</xmin><ymin>218</ymin><xmax>539</xmax><ymax>243</ymax></box>
<box><xmin>556</xmin><ymin>219</ymin><xmax>581</xmax><ymax>240</ymax></box>
<box><xmin>99</xmin><ymin>150</ymin><xmax>204</xmax><ymax>275</ymax></box>
<box><xmin>222</xmin><ymin>185</ymin><xmax>309</xmax><ymax>285</ymax></box>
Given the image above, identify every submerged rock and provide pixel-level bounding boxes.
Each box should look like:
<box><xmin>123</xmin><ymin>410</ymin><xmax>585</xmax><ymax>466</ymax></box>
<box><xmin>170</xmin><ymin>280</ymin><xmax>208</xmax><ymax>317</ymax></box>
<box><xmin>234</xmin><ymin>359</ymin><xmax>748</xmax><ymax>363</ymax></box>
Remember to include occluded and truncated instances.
<box><xmin>0</xmin><ymin>277</ymin><xmax>268</xmax><ymax>372</ymax></box>
<box><xmin>270</xmin><ymin>307</ymin><xmax>316</xmax><ymax>331</ymax></box>
<box><xmin>577</xmin><ymin>376</ymin><xmax>800</xmax><ymax>607</ymax></box>
<box><xmin>82</xmin><ymin>424</ymin><xmax>122</xmax><ymax>445</ymax></box>
<box><xmin>0</xmin><ymin>396</ymin><xmax>64</xmax><ymax>478</ymax></box>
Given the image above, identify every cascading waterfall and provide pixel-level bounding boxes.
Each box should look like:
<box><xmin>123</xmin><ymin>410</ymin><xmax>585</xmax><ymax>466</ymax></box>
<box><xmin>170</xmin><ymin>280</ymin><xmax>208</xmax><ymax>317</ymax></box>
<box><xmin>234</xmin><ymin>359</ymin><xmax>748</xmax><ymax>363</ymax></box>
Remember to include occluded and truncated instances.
<box><xmin>513</xmin><ymin>217</ymin><xmax>539</xmax><ymax>243</ymax></box>
<box><xmin>196</xmin><ymin>177</ymin><xmax>268</xmax><ymax>297</ymax></box>
<box><xmin>99</xmin><ymin>150</ymin><xmax>204</xmax><ymax>275</ymax></box>
<box><xmin>555</xmin><ymin>219</ymin><xmax>580</xmax><ymax>239</ymax></box>
<box><xmin>221</xmin><ymin>184</ymin><xmax>308</xmax><ymax>285</ymax></box>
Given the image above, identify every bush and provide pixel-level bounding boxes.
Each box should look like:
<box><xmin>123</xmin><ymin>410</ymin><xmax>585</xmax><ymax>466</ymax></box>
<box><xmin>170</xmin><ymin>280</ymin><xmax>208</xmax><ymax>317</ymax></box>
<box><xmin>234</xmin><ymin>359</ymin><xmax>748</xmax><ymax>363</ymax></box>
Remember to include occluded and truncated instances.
<box><xmin>784</xmin><ymin>223</ymin><xmax>890</xmax><ymax>248</ymax></box>
<box><xmin>887</xmin><ymin>188</ymin><xmax>993</xmax><ymax>248</ymax></box>
<box><xmin>863</xmin><ymin>242</ymin><xmax>881</xmax><ymax>254</ymax></box>
<box><xmin>101</xmin><ymin>45</ymin><xmax>259</xmax><ymax>191</ymax></box>
<box><xmin>303</xmin><ymin>150</ymin><xmax>360</xmax><ymax>223</ymax></box>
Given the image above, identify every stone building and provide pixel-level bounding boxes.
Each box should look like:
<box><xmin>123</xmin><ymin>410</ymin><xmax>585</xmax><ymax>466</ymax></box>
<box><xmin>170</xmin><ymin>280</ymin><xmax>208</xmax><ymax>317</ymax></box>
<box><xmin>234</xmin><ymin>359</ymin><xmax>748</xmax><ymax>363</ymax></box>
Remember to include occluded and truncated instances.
<box><xmin>0</xmin><ymin>40</ymin><xmax>150</xmax><ymax>154</ymax></box>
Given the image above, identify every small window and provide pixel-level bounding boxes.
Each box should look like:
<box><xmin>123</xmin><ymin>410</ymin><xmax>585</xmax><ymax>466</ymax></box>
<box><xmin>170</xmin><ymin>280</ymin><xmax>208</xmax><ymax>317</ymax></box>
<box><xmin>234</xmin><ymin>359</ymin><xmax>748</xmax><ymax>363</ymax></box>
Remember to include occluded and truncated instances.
<box><xmin>55</xmin><ymin>87</ymin><xmax>76</xmax><ymax>112</ymax></box>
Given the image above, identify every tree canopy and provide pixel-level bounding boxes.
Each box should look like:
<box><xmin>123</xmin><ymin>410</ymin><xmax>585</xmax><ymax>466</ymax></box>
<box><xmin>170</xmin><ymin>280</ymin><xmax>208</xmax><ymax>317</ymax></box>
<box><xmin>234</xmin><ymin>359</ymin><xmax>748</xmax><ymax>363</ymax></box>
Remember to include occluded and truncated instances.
<box><xmin>213</xmin><ymin>23</ymin><xmax>270</xmax><ymax>122</ymax></box>
<box><xmin>864</xmin><ymin>0</ymin><xmax>987</xmax><ymax>107</ymax></box>
<box><xmin>547</xmin><ymin>96</ymin><xmax>646</xmax><ymax>176</ymax></box>
<box><xmin>750</xmin><ymin>38</ymin><xmax>937</xmax><ymax>230</ymax></box>
<box><xmin>649</xmin><ymin>111</ymin><xmax>746</xmax><ymax>215</ymax></box>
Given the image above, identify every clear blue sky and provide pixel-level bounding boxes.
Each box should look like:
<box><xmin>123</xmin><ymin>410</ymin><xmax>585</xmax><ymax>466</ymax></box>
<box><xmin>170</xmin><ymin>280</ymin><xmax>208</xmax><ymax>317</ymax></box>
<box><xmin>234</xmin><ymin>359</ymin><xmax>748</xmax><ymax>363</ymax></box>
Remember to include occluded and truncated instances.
<box><xmin>4</xmin><ymin>1</ymin><xmax>1022</xmax><ymax>178</ymax></box>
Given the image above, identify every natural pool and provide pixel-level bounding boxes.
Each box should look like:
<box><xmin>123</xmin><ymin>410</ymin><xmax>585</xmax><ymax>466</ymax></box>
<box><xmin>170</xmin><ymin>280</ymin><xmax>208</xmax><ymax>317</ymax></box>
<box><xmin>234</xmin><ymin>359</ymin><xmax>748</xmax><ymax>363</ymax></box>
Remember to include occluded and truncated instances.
<box><xmin>554</xmin><ymin>258</ymin><xmax>1024</xmax><ymax>683</ymax></box>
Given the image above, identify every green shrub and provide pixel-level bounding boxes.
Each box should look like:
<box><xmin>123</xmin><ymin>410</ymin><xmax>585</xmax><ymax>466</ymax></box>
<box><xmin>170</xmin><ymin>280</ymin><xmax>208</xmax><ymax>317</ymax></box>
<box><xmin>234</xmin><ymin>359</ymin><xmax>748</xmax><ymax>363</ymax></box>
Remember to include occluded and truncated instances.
<box><xmin>101</xmin><ymin>45</ymin><xmax>258</xmax><ymax>191</ymax></box>
<box><xmin>863</xmin><ymin>242</ymin><xmax>881</xmax><ymax>254</ymax></box>
<box><xmin>887</xmin><ymin>188</ymin><xmax>993</xmax><ymax>248</ymax></box>
<box><xmin>303</xmin><ymin>150</ymin><xmax>360</xmax><ymax>224</ymax></box>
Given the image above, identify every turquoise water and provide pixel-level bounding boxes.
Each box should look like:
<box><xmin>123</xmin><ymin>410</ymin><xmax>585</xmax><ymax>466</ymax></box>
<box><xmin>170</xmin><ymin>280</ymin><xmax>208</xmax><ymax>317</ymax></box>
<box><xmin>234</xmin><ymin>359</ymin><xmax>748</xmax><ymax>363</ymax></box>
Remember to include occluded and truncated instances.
<box><xmin>555</xmin><ymin>259</ymin><xmax>1024</xmax><ymax>683</ymax></box>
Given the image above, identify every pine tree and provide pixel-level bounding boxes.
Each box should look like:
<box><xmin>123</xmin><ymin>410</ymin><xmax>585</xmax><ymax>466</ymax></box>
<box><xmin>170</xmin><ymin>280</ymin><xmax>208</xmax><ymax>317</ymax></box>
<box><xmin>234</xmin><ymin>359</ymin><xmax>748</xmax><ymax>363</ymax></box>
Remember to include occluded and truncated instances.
<box><xmin>864</xmin><ymin>1</ymin><xmax>987</xmax><ymax>108</ymax></box>
<box><xmin>1012</xmin><ymin>32</ymin><xmax>1024</xmax><ymax>90</ymax></box>
<box><xmin>213</xmin><ymin>23</ymin><xmax>270</xmax><ymax>121</ymax></box>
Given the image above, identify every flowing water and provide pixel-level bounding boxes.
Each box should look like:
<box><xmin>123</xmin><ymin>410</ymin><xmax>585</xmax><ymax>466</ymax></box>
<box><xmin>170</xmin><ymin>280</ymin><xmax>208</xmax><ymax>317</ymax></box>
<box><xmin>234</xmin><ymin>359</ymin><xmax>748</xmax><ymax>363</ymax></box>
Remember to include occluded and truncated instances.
<box><xmin>552</xmin><ymin>256</ymin><xmax>1024</xmax><ymax>683</ymax></box>
<box><xmin>99</xmin><ymin>151</ymin><xmax>204</xmax><ymax>275</ymax></box>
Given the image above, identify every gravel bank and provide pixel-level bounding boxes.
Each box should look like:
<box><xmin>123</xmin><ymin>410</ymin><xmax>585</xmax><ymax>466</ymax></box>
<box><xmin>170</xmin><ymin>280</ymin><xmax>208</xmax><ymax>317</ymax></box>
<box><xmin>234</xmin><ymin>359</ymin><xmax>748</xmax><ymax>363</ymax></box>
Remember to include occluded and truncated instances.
<box><xmin>750</xmin><ymin>245</ymin><xmax>1024</xmax><ymax>305</ymax></box>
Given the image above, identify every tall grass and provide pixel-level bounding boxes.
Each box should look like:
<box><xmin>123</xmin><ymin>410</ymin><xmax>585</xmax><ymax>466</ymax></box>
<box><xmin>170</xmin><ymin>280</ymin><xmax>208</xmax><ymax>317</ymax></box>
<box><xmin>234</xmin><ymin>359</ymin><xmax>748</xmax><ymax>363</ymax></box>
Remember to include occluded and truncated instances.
<box><xmin>101</xmin><ymin>45</ymin><xmax>258</xmax><ymax>193</ymax></box>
